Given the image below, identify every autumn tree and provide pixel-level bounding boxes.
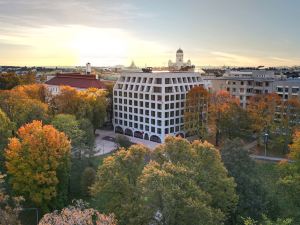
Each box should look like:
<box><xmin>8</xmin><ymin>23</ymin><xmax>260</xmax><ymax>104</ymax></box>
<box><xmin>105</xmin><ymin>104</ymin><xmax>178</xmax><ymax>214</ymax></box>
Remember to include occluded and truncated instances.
<box><xmin>80</xmin><ymin>88</ymin><xmax>107</xmax><ymax>130</ymax></box>
<box><xmin>49</xmin><ymin>86</ymin><xmax>107</xmax><ymax>131</ymax></box>
<box><xmin>0</xmin><ymin>90</ymin><xmax>49</xmax><ymax>128</ymax></box>
<box><xmin>5</xmin><ymin>120</ymin><xmax>71</xmax><ymax>212</ymax></box>
<box><xmin>0</xmin><ymin>72</ymin><xmax>35</xmax><ymax>90</ymax></box>
<box><xmin>247</xmin><ymin>94</ymin><xmax>281</xmax><ymax>135</ymax></box>
<box><xmin>91</xmin><ymin>144</ymin><xmax>150</xmax><ymax>225</ymax></box>
<box><xmin>39</xmin><ymin>200</ymin><xmax>116</xmax><ymax>225</ymax></box>
<box><xmin>13</xmin><ymin>84</ymin><xmax>49</xmax><ymax>103</ymax></box>
<box><xmin>221</xmin><ymin>139</ymin><xmax>268</xmax><ymax>224</ymax></box>
<box><xmin>209</xmin><ymin>90</ymin><xmax>240</xmax><ymax>145</ymax></box>
<box><xmin>184</xmin><ymin>86</ymin><xmax>209</xmax><ymax>139</ymax></box>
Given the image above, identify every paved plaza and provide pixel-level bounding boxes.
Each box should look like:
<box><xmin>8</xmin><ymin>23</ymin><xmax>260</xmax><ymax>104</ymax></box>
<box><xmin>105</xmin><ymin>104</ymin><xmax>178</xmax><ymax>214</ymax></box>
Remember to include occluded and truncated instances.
<box><xmin>94</xmin><ymin>129</ymin><xmax>161</xmax><ymax>156</ymax></box>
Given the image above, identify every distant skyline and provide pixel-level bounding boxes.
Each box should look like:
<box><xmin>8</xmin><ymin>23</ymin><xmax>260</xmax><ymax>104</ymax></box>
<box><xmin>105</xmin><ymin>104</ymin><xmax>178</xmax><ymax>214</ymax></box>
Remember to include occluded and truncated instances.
<box><xmin>0</xmin><ymin>0</ymin><xmax>300</xmax><ymax>67</ymax></box>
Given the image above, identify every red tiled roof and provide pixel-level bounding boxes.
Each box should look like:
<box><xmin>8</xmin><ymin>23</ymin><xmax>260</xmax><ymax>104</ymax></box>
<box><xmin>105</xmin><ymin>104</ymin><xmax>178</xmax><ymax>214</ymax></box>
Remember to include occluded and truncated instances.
<box><xmin>45</xmin><ymin>73</ymin><xmax>106</xmax><ymax>89</ymax></box>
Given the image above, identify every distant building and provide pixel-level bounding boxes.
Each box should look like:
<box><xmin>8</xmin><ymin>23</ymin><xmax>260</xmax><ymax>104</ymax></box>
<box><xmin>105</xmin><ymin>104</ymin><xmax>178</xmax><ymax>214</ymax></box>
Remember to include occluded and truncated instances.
<box><xmin>273</xmin><ymin>79</ymin><xmax>300</xmax><ymax>101</ymax></box>
<box><xmin>205</xmin><ymin>69</ymin><xmax>285</xmax><ymax>108</ymax></box>
<box><xmin>45</xmin><ymin>63</ymin><xmax>106</xmax><ymax>95</ymax></box>
<box><xmin>113</xmin><ymin>71</ymin><xmax>205</xmax><ymax>143</ymax></box>
<box><xmin>168</xmin><ymin>48</ymin><xmax>193</xmax><ymax>71</ymax></box>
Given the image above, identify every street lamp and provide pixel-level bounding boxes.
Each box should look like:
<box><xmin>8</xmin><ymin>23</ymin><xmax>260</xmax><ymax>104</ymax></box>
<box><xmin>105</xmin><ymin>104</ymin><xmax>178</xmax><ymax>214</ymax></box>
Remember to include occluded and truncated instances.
<box><xmin>264</xmin><ymin>132</ymin><xmax>269</xmax><ymax>157</ymax></box>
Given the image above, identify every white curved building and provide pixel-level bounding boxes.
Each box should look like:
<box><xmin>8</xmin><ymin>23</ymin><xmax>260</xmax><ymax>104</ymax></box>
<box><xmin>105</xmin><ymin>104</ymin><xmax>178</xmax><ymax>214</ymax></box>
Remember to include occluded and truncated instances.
<box><xmin>113</xmin><ymin>71</ymin><xmax>205</xmax><ymax>143</ymax></box>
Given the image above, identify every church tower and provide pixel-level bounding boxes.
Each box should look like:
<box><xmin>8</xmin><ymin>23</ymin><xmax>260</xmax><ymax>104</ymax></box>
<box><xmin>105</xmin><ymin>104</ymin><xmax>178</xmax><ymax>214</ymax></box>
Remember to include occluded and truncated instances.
<box><xmin>176</xmin><ymin>48</ymin><xmax>184</xmax><ymax>65</ymax></box>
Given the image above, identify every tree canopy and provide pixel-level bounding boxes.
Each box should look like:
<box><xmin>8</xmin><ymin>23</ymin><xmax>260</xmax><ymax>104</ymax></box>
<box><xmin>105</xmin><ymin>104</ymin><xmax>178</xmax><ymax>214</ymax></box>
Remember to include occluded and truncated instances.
<box><xmin>5</xmin><ymin>120</ymin><xmax>71</xmax><ymax>211</ymax></box>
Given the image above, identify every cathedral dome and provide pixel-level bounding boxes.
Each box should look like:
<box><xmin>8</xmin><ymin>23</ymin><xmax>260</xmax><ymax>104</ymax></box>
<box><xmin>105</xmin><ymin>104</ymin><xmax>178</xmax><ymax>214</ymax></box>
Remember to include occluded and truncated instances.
<box><xmin>176</xmin><ymin>48</ymin><xmax>183</xmax><ymax>54</ymax></box>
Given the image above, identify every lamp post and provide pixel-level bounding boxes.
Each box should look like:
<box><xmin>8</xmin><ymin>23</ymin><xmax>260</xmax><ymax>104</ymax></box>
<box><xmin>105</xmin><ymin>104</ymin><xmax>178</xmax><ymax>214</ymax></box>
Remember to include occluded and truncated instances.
<box><xmin>264</xmin><ymin>132</ymin><xmax>269</xmax><ymax>157</ymax></box>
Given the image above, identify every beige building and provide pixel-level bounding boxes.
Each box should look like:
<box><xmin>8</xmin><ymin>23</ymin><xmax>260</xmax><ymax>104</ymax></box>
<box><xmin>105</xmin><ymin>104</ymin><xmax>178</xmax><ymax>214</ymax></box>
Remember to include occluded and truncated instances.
<box><xmin>204</xmin><ymin>69</ymin><xmax>284</xmax><ymax>108</ymax></box>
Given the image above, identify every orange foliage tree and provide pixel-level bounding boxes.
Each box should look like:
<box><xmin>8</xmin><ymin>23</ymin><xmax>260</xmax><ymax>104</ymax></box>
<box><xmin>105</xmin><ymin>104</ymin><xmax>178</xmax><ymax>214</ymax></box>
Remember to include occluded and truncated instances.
<box><xmin>0</xmin><ymin>89</ymin><xmax>49</xmax><ymax>128</ymax></box>
<box><xmin>247</xmin><ymin>93</ymin><xmax>281</xmax><ymax>135</ymax></box>
<box><xmin>13</xmin><ymin>84</ymin><xmax>49</xmax><ymax>103</ymax></box>
<box><xmin>5</xmin><ymin>120</ymin><xmax>71</xmax><ymax>211</ymax></box>
<box><xmin>184</xmin><ymin>86</ymin><xmax>209</xmax><ymax>139</ymax></box>
<box><xmin>209</xmin><ymin>90</ymin><xmax>240</xmax><ymax>145</ymax></box>
<box><xmin>50</xmin><ymin>86</ymin><xmax>107</xmax><ymax>130</ymax></box>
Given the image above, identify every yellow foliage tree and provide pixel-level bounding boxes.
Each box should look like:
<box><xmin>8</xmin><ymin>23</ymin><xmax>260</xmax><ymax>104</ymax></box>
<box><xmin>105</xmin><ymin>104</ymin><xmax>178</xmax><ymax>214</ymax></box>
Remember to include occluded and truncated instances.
<box><xmin>5</xmin><ymin>120</ymin><xmax>71</xmax><ymax>211</ymax></box>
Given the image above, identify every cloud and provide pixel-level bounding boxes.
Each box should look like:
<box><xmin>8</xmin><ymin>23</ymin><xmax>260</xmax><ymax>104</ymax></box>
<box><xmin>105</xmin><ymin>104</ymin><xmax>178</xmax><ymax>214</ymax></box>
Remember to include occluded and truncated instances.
<box><xmin>210</xmin><ymin>51</ymin><xmax>260</xmax><ymax>66</ymax></box>
<box><xmin>0</xmin><ymin>0</ymin><xmax>150</xmax><ymax>28</ymax></box>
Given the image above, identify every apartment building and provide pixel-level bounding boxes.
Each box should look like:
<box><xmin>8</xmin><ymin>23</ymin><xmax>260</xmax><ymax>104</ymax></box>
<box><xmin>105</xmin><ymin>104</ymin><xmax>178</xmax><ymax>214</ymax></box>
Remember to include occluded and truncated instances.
<box><xmin>113</xmin><ymin>71</ymin><xmax>205</xmax><ymax>143</ymax></box>
<box><xmin>273</xmin><ymin>79</ymin><xmax>300</xmax><ymax>100</ymax></box>
<box><xmin>207</xmin><ymin>70</ymin><xmax>281</xmax><ymax>108</ymax></box>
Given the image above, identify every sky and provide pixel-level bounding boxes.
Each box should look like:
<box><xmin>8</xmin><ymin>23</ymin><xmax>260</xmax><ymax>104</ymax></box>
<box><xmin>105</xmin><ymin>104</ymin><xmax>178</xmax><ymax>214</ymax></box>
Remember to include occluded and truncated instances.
<box><xmin>0</xmin><ymin>0</ymin><xmax>300</xmax><ymax>67</ymax></box>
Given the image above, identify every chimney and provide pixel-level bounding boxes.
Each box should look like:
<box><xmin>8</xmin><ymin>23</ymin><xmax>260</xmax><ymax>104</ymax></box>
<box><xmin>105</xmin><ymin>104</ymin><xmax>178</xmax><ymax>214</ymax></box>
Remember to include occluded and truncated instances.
<box><xmin>86</xmin><ymin>62</ymin><xmax>91</xmax><ymax>75</ymax></box>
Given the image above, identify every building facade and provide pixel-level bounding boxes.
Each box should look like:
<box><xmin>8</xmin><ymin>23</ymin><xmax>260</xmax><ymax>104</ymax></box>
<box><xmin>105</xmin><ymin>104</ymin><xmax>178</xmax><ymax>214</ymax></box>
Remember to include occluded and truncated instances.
<box><xmin>273</xmin><ymin>79</ymin><xmax>300</xmax><ymax>101</ymax></box>
<box><xmin>206</xmin><ymin>69</ymin><xmax>283</xmax><ymax>108</ymax></box>
<box><xmin>113</xmin><ymin>71</ymin><xmax>205</xmax><ymax>143</ymax></box>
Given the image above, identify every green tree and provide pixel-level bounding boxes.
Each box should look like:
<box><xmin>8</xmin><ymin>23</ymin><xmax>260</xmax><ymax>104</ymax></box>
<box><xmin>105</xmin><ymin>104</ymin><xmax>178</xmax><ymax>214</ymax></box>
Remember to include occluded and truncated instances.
<box><xmin>0</xmin><ymin>173</ymin><xmax>23</xmax><ymax>225</ymax></box>
<box><xmin>145</xmin><ymin>136</ymin><xmax>238</xmax><ymax>225</ymax></box>
<box><xmin>221</xmin><ymin>139</ymin><xmax>268</xmax><ymax>224</ymax></box>
<box><xmin>51</xmin><ymin>114</ymin><xmax>85</xmax><ymax>152</ymax></box>
<box><xmin>91</xmin><ymin>144</ymin><xmax>150</xmax><ymax>225</ymax></box>
<box><xmin>277</xmin><ymin>130</ymin><xmax>300</xmax><ymax>223</ymax></box>
<box><xmin>139</xmin><ymin>160</ymin><xmax>225</xmax><ymax>225</ymax></box>
<box><xmin>115</xmin><ymin>134</ymin><xmax>132</xmax><ymax>148</ymax></box>
<box><xmin>0</xmin><ymin>73</ymin><xmax>21</xmax><ymax>90</ymax></box>
<box><xmin>220</xmin><ymin>104</ymin><xmax>252</xmax><ymax>140</ymax></box>
<box><xmin>5</xmin><ymin>120</ymin><xmax>71</xmax><ymax>212</ymax></box>
<box><xmin>0</xmin><ymin>109</ymin><xmax>14</xmax><ymax>172</ymax></box>
<box><xmin>80</xmin><ymin>167</ymin><xmax>96</xmax><ymax>197</ymax></box>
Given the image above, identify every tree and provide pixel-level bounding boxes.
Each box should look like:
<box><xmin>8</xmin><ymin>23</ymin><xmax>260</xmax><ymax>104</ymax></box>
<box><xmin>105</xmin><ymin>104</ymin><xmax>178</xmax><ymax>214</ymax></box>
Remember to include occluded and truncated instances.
<box><xmin>91</xmin><ymin>144</ymin><xmax>150</xmax><ymax>225</ymax></box>
<box><xmin>247</xmin><ymin>94</ymin><xmax>281</xmax><ymax>136</ymax></box>
<box><xmin>39</xmin><ymin>200</ymin><xmax>116</xmax><ymax>225</ymax></box>
<box><xmin>5</xmin><ymin>120</ymin><xmax>71</xmax><ymax>212</ymax></box>
<box><xmin>0</xmin><ymin>173</ymin><xmax>23</xmax><ymax>225</ymax></box>
<box><xmin>184</xmin><ymin>86</ymin><xmax>209</xmax><ymax>139</ymax></box>
<box><xmin>154</xmin><ymin>137</ymin><xmax>238</xmax><ymax>221</ymax></box>
<box><xmin>0</xmin><ymin>73</ymin><xmax>21</xmax><ymax>90</ymax></box>
<box><xmin>0</xmin><ymin>90</ymin><xmax>49</xmax><ymax>128</ymax></box>
<box><xmin>272</xmin><ymin>97</ymin><xmax>300</xmax><ymax>154</ymax></box>
<box><xmin>0</xmin><ymin>72</ymin><xmax>35</xmax><ymax>90</ymax></box>
<box><xmin>277</xmin><ymin>130</ymin><xmax>300</xmax><ymax>222</ymax></box>
<box><xmin>49</xmin><ymin>86</ymin><xmax>107</xmax><ymax>131</ymax></box>
<box><xmin>80</xmin><ymin>167</ymin><xmax>96</xmax><ymax>197</ymax></box>
<box><xmin>209</xmin><ymin>90</ymin><xmax>240</xmax><ymax>145</ymax></box>
<box><xmin>221</xmin><ymin>139</ymin><xmax>268</xmax><ymax>224</ymax></box>
<box><xmin>243</xmin><ymin>215</ymin><xmax>292</xmax><ymax>225</ymax></box>
<box><xmin>219</xmin><ymin>104</ymin><xmax>252</xmax><ymax>140</ymax></box>
<box><xmin>139</xmin><ymin>160</ymin><xmax>225</xmax><ymax>225</ymax></box>
<box><xmin>115</xmin><ymin>134</ymin><xmax>132</xmax><ymax>148</ymax></box>
<box><xmin>13</xmin><ymin>84</ymin><xmax>49</xmax><ymax>103</ymax></box>
<box><xmin>80</xmin><ymin>88</ymin><xmax>107</xmax><ymax>130</ymax></box>
<box><xmin>0</xmin><ymin>109</ymin><xmax>14</xmax><ymax>173</ymax></box>
<box><xmin>51</xmin><ymin>114</ymin><xmax>85</xmax><ymax>154</ymax></box>
<box><xmin>79</xmin><ymin>118</ymin><xmax>95</xmax><ymax>155</ymax></box>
